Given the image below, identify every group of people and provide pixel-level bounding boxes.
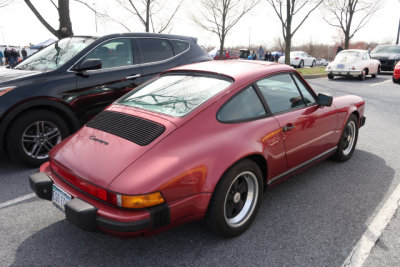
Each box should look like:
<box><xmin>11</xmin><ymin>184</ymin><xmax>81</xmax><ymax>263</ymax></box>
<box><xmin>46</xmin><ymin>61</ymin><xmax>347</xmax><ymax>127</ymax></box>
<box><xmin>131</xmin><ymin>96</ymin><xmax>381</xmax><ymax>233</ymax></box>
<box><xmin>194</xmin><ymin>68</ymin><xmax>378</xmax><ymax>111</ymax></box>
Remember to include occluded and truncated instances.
<box><xmin>0</xmin><ymin>47</ymin><xmax>28</xmax><ymax>66</ymax></box>
<box><xmin>248</xmin><ymin>46</ymin><xmax>281</xmax><ymax>62</ymax></box>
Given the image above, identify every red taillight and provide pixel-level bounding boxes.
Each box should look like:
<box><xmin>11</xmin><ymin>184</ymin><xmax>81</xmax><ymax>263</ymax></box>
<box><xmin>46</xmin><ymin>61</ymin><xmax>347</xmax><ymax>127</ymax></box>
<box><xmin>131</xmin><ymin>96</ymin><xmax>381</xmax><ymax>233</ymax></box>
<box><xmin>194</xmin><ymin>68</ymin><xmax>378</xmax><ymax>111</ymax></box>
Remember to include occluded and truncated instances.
<box><xmin>50</xmin><ymin>159</ymin><xmax>116</xmax><ymax>204</ymax></box>
<box><xmin>293</xmin><ymin>57</ymin><xmax>300</xmax><ymax>60</ymax></box>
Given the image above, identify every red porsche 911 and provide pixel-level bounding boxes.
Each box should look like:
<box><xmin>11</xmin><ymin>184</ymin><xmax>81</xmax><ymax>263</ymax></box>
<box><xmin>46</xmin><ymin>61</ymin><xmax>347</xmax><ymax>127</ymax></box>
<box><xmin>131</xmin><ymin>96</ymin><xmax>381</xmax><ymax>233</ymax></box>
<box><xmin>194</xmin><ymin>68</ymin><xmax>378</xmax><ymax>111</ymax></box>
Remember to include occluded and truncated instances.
<box><xmin>393</xmin><ymin>61</ymin><xmax>400</xmax><ymax>83</ymax></box>
<box><xmin>30</xmin><ymin>60</ymin><xmax>365</xmax><ymax>238</ymax></box>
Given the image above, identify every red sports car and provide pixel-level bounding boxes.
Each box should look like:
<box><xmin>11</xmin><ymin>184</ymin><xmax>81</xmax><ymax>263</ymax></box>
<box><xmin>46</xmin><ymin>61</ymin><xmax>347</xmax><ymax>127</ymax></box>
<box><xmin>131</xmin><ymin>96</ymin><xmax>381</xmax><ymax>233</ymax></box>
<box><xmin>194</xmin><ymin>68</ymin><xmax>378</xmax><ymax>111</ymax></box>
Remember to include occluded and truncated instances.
<box><xmin>30</xmin><ymin>61</ymin><xmax>366</xmax><ymax>238</ymax></box>
<box><xmin>393</xmin><ymin>61</ymin><xmax>400</xmax><ymax>83</ymax></box>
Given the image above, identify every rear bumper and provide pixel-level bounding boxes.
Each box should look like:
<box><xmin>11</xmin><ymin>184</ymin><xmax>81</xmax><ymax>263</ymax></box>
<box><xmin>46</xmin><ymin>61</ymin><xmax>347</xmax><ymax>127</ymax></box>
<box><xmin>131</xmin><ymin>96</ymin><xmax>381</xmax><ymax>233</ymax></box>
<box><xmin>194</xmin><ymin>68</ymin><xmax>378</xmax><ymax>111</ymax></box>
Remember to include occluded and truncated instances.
<box><xmin>326</xmin><ymin>70</ymin><xmax>361</xmax><ymax>77</ymax></box>
<box><xmin>29</xmin><ymin>172</ymin><xmax>165</xmax><ymax>234</ymax></box>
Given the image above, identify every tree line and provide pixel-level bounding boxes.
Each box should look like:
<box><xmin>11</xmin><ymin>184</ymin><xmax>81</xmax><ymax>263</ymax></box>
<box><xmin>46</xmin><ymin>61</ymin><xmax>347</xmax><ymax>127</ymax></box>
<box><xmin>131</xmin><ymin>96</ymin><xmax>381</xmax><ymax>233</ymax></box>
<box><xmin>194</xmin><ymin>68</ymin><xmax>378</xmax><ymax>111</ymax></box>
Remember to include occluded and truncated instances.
<box><xmin>9</xmin><ymin>0</ymin><xmax>383</xmax><ymax>64</ymax></box>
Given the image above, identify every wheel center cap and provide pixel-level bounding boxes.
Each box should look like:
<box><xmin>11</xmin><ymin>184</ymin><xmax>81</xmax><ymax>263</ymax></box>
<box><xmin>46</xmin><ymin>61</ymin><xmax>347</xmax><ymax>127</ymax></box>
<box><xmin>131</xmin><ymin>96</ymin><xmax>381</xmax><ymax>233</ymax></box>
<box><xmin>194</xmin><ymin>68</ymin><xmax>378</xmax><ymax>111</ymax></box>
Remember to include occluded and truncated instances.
<box><xmin>347</xmin><ymin>135</ymin><xmax>351</xmax><ymax>142</ymax></box>
<box><xmin>233</xmin><ymin>192</ymin><xmax>241</xmax><ymax>203</ymax></box>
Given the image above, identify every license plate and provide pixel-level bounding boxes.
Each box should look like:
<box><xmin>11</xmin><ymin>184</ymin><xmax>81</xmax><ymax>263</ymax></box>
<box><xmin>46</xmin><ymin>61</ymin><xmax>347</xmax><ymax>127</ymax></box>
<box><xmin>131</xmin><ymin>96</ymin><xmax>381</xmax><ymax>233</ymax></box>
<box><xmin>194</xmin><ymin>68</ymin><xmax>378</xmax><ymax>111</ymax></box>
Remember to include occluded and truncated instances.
<box><xmin>52</xmin><ymin>184</ymin><xmax>72</xmax><ymax>211</ymax></box>
<box><xmin>337</xmin><ymin>64</ymin><xmax>344</xmax><ymax>69</ymax></box>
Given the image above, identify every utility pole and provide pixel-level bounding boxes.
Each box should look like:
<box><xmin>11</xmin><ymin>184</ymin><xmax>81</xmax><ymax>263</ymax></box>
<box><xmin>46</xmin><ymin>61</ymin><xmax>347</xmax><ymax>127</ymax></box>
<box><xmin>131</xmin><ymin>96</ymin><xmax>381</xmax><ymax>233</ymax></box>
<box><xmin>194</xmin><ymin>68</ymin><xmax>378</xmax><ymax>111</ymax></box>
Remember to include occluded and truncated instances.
<box><xmin>93</xmin><ymin>2</ymin><xmax>98</xmax><ymax>33</ymax></box>
<box><xmin>0</xmin><ymin>27</ymin><xmax>5</xmax><ymax>45</ymax></box>
<box><xmin>397</xmin><ymin>17</ymin><xmax>400</xmax><ymax>44</ymax></box>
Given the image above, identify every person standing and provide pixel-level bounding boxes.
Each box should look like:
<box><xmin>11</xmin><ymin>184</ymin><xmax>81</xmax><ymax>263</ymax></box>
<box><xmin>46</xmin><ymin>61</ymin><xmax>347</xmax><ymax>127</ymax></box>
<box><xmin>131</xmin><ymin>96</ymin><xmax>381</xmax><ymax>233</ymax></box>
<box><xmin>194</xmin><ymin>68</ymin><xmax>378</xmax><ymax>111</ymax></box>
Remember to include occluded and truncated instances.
<box><xmin>0</xmin><ymin>50</ymin><xmax>3</xmax><ymax>66</ymax></box>
<box><xmin>21</xmin><ymin>48</ymin><xmax>27</xmax><ymax>60</ymax></box>
<box><xmin>4</xmin><ymin>48</ymin><xmax>10</xmax><ymax>65</ymax></box>
<box><xmin>257</xmin><ymin>46</ymin><xmax>265</xmax><ymax>61</ymax></box>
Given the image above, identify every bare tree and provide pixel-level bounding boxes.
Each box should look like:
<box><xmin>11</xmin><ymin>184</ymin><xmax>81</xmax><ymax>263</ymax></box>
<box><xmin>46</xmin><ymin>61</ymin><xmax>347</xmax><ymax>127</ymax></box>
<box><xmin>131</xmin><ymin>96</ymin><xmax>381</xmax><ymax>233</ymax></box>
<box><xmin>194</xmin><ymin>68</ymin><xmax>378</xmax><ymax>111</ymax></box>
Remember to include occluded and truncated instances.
<box><xmin>271</xmin><ymin>36</ymin><xmax>286</xmax><ymax>52</ymax></box>
<box><xmin>266</xmin><ymin>0</ymin><xmax>323</xmax><ymax>65</ymax></box>
<box><xmin>322</xmin><ymin>0</ymin><xmax>381</xmax><ymax>49</ymax></box>
<box><xmin>24</xmin><ymin>0</ymin><xmax>73</xmax><ymax>39</ymax></box>
<box><xmin>193</xmin><ymin>0</ymin><xmax>259</xmax><ymax>59</ymax></box>
<box><xmin>114</xmin><ymin>0</ymin><xmax>184</xmax><ymax>33</ymax></box>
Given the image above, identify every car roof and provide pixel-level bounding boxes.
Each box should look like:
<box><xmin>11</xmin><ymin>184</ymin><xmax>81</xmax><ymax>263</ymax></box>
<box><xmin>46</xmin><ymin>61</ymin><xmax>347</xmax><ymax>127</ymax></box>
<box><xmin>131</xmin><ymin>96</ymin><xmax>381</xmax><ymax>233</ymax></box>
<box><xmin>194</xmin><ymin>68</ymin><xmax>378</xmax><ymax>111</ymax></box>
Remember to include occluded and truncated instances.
<box><xmin>165</xmin><ymin>60</ymin><xmax>294</xmax><ymax>83</ymax></box>
<box><xmin>69</xmin><ymin>33</ymin><xmax>197</xmax><ymax>43</ymax></box>
<box><xmin>339</xmin><ymin>49</ymin><xmax>367</xmax><ymax>53</ymax></box>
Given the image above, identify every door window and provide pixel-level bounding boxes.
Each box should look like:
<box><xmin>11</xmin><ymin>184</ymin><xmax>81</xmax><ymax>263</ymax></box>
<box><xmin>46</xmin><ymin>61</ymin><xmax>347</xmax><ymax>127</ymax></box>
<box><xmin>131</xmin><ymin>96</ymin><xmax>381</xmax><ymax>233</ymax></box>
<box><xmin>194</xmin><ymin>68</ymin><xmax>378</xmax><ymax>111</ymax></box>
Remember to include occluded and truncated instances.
<box><xmin>138</xmin><ymin>38</ymin><xmax>174</xmax><ymax>63</ymax></box>
<box><xmin>84</xmin><ymin>38</ymin><xmax>133</xmax><ymax>69</ymax></box>
<box><xmin>292</xmin><ymin>75</ymin><xmax>316</xmax><ymax>105</ymax></box>
<box><xmin>256</xmin><ymin>74</ymin><xmax>307</xmax><ymax>114</ymax></box>
<box><xmin>218</xmin><ymin>86</ymin><xmax>267</xmax><ymax>122</ymax></box>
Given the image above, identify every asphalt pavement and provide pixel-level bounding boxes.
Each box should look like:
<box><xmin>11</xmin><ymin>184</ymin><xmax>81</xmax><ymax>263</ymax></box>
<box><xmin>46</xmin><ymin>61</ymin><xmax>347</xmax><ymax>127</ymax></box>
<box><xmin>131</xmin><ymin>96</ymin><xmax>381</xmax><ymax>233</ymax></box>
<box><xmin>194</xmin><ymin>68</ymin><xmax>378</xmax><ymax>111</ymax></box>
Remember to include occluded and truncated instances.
<box><xmin>0</xmin><ymin>73</ymin><xmax>399</xmax><ymax>266</ymax></box>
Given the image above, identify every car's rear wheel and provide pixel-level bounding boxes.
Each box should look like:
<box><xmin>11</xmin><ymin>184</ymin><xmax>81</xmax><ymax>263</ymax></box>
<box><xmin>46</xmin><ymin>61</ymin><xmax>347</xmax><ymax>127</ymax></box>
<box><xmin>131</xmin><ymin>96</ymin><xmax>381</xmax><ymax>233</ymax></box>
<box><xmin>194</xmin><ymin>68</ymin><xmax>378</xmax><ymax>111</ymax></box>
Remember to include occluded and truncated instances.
<box><xmin>206</xmin><ymin>159</ymin><xmax>262</xmax><ymax>237</ymax></box>
<box><xmin>393</xmin><ymin>76</ymin><xmax>400</xmax><ymax>83</ymax></box>
<box><xmin>6</xmin><ymin>109</ymin><xmax>69</xmax><ymax>167</ymax></box>
<box><xmin>328</xmin><ymin>73</ymin><xmax>334</xmax><ymax>79</ymax></box>
<box><xmin>311</xmin><ymin>60</ymin><xmax>316</xmax><ymax>67</ymax></box>
<box><xmin>298</xmin><ymin>60</ymin><xmax>304</xmax><ymax>68</ymax></box>
<box><xmin>331</xmin><ymin>114</ymin><xmax>359</xmax><ymax>162</ymax></box>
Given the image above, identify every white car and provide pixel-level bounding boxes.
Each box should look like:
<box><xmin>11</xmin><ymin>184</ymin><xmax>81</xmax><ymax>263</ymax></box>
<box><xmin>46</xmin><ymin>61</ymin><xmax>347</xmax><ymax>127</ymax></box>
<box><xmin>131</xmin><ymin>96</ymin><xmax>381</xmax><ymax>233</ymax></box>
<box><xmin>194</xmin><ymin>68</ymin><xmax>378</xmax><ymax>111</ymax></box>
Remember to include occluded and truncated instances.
<box><xmin>326</xmin><ymin>49</ymin><xmax>381</xmax><ymax>80</ymax></box>
<box><xmin>278</xmin><ymin>51</ymin><xmax>316</xmax><ymax>68</ymax></box>
<box><xmin>316</xmin><ymin>58</ymin><xmax>328</xmax><ymax>66</ymax></box>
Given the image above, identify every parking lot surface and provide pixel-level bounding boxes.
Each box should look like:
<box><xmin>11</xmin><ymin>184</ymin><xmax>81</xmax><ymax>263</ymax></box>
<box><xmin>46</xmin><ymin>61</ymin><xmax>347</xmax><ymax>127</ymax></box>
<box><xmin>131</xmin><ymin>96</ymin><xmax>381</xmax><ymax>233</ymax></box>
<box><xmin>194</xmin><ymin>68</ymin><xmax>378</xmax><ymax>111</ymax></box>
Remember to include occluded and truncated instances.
<box><xmin>1</xmin><ymin>73</ymin><xmax>399</xmax><ymax>266</ymax></box>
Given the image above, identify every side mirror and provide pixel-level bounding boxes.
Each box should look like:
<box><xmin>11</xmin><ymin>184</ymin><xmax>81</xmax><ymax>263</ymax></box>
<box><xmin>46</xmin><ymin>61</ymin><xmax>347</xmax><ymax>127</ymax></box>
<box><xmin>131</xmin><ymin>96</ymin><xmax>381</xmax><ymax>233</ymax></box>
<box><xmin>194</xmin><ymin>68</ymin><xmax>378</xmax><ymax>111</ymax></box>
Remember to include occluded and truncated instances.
<box><xmin>74</xmin><ymin>58</ymin><xmax>102</xmax><ymax>72</ymax></box>
<box><xmin>318</xmin><ymin>93</ymin><xmax>333</xmax><ymax>107</ymax></box>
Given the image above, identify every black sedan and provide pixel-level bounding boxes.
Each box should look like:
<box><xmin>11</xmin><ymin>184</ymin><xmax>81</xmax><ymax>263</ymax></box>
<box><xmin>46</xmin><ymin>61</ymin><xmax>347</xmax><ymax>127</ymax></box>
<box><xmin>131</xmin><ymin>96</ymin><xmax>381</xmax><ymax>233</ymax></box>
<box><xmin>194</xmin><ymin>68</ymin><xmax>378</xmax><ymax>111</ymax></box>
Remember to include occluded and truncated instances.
<box><xmin>371</xmin><ymin>44</ymin><xmax>400</xmax><ymax>71</ymax></box>
<box><xmin>0</xmin><ymin>33</ymin><xmax>210</xmax><ymax>167</ymax></box>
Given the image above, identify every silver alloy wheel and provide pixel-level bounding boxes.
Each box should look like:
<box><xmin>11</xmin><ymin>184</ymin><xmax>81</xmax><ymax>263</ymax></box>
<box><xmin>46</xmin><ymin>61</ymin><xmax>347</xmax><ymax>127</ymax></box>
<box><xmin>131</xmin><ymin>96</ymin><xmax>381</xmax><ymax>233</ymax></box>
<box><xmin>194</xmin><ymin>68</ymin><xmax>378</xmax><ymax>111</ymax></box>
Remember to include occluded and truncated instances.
<box><xmin>21</xmin><ymin>121</ymin><xmax>62</xmax><ymax>159</ymax></box>
<box><xmin>342</xmin><ymin>120</ymin><xmax>356</xmax><ymax>156</ymax></box>
<box><xmin>223</xmin><ymin>171</ymin><xmax>259</xmax><ymax>228</ymax></box>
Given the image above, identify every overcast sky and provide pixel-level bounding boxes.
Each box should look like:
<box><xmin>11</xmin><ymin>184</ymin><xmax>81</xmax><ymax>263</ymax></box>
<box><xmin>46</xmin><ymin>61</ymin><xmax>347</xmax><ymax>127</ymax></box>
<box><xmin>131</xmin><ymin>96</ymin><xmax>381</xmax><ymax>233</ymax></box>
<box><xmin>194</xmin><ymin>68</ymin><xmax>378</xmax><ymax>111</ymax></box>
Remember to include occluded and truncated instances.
<box><xmin>0</xmin><ymin>0</ymin><xmax>399</xmax><ymax>49</ymax></box>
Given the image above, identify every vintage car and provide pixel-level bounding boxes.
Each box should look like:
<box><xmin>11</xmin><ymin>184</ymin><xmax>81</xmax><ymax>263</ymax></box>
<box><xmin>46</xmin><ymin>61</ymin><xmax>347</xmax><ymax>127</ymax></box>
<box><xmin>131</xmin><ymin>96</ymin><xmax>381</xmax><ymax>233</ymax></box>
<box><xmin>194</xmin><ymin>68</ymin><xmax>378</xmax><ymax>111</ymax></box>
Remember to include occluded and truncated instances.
<box><xmin>326</xmin><ymin>49</ymin><xmax>380</xmax><ymax>80</ymax></box>
<box><xmin>30</xmin><ymin>61</ymin><xmax>366</xmax><ymax>238</ymax></box>
<box><xmin>0</xmin><ymin>33</ymin><xmax>210</xmax><ymax>167</ymax></box>
<box><xmin>278</xmin><ymin>51</ymin><xmax>316</xmax><ymax>68</ymax></box>
<box><xmin>393</xmin><ymin>61</ymin><xmax>400</xmax><ymax>83</ymax></box>
<box><xmin>371</xmin><ymin>44</ymin><xmax>400</xmax><ymax>71</ymax></box>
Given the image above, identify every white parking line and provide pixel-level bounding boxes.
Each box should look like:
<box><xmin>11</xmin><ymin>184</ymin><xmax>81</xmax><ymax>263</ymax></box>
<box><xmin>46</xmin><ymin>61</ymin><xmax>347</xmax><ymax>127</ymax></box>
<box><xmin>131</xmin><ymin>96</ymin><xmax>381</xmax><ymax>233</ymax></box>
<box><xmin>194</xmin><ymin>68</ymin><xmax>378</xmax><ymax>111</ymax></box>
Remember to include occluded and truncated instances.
<box><xmin>0</xmin><ymin>193</ymin><xmax>36</xmax><ymax>209</ymax></box>
<box><xmin>369</xmin><ymin>80</ymin><xmax>390</xmax><ymax>87</ymax></box>
<box><xmin>341</xmin><ymin>183</ymin><xmax>400</xmax><ymax>267</ymax></box>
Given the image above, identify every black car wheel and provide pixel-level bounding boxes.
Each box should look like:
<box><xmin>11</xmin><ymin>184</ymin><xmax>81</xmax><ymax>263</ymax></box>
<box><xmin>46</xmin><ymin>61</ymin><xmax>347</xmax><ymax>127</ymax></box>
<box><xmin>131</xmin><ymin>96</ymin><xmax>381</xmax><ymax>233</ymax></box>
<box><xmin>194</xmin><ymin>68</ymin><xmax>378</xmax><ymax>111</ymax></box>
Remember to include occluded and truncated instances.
<box><xmin>328</xmin><ymin>73</ymin><xmax>334</xmax><ymax>79</ymax></box>
<box><xmin>359</xmin><ymin>69</ymin><xmax>366</xmax><ymax>81</ymax></box>
<box><xmin>393</xmin><ymin>76</ymin><xmax>400</xmax><ymax>83</ymax></box>
<box><xmin>206</xmin><ymin>159</ymin><xmax>262</xmax><ymax>237</ymax></box>
<box><xmin>311</xmin><ymin>60</ymin><xmax>316</xmax><ymax>67</ymax></box>
<box><xmin>331</xmin><ymin>114</ymin><xmax>359</xmax><ymax>162</ymax></box>
<box><xmin>298</xmin><ymin>60</ymin><xmax>304</xmax><ymax>68</ymax></box>
<box><xmin>6</xmin><ymin>109</ymin><xmax>69</xmax><ymax>167</ymax></box>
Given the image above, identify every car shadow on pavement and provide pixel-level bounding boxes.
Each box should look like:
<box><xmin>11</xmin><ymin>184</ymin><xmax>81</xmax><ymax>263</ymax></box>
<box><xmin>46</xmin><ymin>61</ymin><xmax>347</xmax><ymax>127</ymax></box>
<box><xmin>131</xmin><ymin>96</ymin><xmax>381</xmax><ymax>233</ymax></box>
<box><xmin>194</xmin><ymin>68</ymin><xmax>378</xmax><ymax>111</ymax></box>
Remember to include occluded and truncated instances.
<box><xmin>11</xmin><ymin>150</ymin><xmax>395</xmax><ymax>266</ymax></box>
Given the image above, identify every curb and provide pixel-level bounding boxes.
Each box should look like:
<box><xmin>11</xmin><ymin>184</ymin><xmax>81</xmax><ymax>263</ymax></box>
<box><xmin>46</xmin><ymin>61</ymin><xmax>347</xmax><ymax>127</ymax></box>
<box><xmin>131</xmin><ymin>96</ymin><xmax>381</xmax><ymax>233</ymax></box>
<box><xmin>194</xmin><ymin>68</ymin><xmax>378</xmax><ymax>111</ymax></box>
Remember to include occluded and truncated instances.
<box><xmin>302</xmin><ymin>73</ymin><xmax>327</xmax><ymax>79</ymax></box>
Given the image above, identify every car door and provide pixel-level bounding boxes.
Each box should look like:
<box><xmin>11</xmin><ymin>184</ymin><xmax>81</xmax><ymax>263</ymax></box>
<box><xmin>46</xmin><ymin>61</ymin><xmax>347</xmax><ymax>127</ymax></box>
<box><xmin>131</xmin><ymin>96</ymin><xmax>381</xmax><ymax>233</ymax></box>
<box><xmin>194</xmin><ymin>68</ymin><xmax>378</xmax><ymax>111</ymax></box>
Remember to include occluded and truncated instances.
<box><xmin>136</xmin><ymin>38</ymin><xmax>188</xmax><ymax>84</ymax></box>
<box><xmin>255</xmin><ymin>73</ymin><xmax>338</xmax><ymax>169</ymax></box>
<box><xmin>72</xmin><ymin>38</ymin><xmax>143</xmax><ymax>123</ymax></box>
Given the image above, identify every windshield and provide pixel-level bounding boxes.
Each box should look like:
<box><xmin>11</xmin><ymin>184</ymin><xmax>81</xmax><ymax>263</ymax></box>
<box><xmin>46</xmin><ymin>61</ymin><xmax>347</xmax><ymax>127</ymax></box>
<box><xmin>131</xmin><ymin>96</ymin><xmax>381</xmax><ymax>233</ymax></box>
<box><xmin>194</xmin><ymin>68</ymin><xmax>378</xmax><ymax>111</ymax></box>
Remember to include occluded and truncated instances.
<box><xmin>118</xmin><ymin>74</ymin><xmax>232</xmax><ymax>117</ymax></box>
<box><xmin>335</xmin><ymin>51</ymin><xmax>360</xmax><ymax>61</ymax></box>
<box><xmin>372</xmin><ymin>45</ymin><xmax>400</xmax><ymax>54</ymax></box>
<box><xmin>15</xmin><ymin>37</ymin><xmax>96</xmax><ymax>71</ymax></box>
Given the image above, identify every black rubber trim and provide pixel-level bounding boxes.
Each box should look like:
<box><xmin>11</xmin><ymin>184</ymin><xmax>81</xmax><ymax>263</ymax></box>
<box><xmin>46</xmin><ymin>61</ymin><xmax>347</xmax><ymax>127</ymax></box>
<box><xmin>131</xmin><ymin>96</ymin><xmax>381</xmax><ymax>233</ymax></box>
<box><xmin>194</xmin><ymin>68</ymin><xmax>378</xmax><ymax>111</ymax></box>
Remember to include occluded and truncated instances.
<box><xmin>360</xmin><ymin>116</ymin><xmax>366</xmax><ymax>127</ymax></box>
<box><xmin>29</xmin><ymin>172</ymin><xmax>53</xmax><ymax>200</ymax></box>
<box><xmin>149</xmin><ymin>203</ymin><xmax>170</xmax><ymax>230</ymax></box>
<box><xmin>96</xmin><ymin>216</ymin><xmax>150</xmax><ymax>233</ymax></box>
<box><xmin>65</xmin><ymin>198</ymin><xmax>99</xmax><ymax>232</ymax></box>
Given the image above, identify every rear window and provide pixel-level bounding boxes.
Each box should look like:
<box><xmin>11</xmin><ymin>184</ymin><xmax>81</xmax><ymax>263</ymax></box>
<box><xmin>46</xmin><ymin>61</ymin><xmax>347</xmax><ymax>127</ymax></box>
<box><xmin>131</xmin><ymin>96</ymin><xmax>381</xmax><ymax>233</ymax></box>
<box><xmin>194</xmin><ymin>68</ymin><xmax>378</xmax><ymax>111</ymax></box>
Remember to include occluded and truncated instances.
<box><xmin>171</xmin><ymin>40</ymin><xmax>190</xmax><ymax>54</ymax></box>
<box><xmin>137</xmin><ymin>38</ymin><xmax>174</xmax><ymax>63</ymax></box>
<box><xmin>118</xmin><ymin>74</ymin><xmax>232</xmax><ymax>117</ymax></box>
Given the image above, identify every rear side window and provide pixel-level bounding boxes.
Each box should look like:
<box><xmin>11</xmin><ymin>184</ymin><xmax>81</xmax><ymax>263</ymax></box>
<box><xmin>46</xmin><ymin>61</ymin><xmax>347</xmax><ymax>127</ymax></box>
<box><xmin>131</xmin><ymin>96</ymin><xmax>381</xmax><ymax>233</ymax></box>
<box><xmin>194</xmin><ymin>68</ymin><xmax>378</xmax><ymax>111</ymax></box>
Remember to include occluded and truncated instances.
<box><xmin>218</xmin><ymin>87</ymin><xmax>266</xmax><ymax>122</ymax></box>
<box><xmin>137</xmin><ymin>38</ymin><xmax>174</xmax><ymax>63</ymax></box>
<box><xmin>171</xmin><ymin>40</ymin><xmax>190</xmax><ymax>54</ymax></box>
<box><xmin>257</xmin><ymin>74</ymin><xmax>306</xmax><ymax>114</ymax></box>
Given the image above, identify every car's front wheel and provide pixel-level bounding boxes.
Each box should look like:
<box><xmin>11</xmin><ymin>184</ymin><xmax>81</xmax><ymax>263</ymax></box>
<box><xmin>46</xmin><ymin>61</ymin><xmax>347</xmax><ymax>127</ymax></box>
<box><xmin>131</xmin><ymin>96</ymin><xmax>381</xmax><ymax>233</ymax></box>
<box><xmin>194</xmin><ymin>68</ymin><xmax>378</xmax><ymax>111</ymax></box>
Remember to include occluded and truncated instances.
<box><xmin>6</xmin><ymin>109</ymin><xmax>70</xmax><ymax>167</ymax></box>
<box><xmin>331</xmin><ymin>114</ymin><xmax>359</xmax><ymax>162</ymax></box>
<box><xmin>206</xmin><ymin>159</ymin><xmax>262</xmax><ymax>237</ymax></box>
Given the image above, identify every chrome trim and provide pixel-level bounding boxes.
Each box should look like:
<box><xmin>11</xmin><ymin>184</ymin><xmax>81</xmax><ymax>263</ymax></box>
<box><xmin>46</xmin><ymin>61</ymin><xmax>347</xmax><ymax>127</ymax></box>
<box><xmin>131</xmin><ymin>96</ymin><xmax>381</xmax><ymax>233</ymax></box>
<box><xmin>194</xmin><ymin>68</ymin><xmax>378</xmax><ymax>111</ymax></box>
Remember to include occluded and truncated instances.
<box><xmin>267</xmin><ymin>146</ymin><xmax>337</xmax><ymax>185</ymax></box>
<box><xmin>67</xmin><ymin>37</ymin><xmax>190</xmax><ymax>73</ymax></box>
<box><xmin>126</xmin><ymin>74</ymin><xmax>141</xmax><ymax>80</ymax></box>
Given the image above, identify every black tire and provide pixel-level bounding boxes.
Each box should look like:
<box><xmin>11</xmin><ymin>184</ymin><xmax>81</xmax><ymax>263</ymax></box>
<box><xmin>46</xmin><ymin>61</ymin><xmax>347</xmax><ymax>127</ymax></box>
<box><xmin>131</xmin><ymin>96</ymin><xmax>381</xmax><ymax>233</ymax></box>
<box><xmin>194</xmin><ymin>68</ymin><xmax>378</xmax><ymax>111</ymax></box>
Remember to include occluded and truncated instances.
<box><xmin>393</xmin><ymin>76</ymin><xmax>400</xmax><ymax>83</ymax></box>
<box><xmin>328</xmin><ymin>73</ymin><xmax>334</xmax><ymax>80</ymax></box>
<box><xmin>371</xmin><ymin>72</ymin><xmax>377</xmax><ymax>78</ymax></box>
<box><xmin>331</xmin><ymin>114</ymin><xmax>359</xmax><ymax>162</ymax></box>
<box><xmin>311</xmin><ymin>60</ymin><xmax>316</xmax><ymax>67</ymax></box>
<box><xmin>6</xmin><ymin>109</ymin><xmax>70</xmax><ymax>167</ymax></box>
<box><xmin>298</xmin><ymin>60</ymin><xmax>304</xmax><ymax>68</ymax></box>
<box><xmin>359</xmin><ymin>69</ymin><xmax>366</xmax><ymax>81</ymax></box>
<box><xmin>206</xmin><ymin>159</ymin><xmax>263</xmax><ymax>237</ymax></box>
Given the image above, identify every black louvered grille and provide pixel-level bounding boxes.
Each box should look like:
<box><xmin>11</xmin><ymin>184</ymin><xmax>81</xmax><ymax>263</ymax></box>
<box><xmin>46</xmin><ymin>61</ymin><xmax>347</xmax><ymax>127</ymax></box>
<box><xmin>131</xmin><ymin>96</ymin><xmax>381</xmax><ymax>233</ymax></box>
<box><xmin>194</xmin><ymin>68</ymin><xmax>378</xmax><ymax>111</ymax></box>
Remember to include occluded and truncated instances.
<box><xmin>86</xmin><ymin>111</ymin><xmax>166</xmax><ymax>146</ymax></box>
<box><xmin>150</xmin><ymin>204</ymin><xmax>170</xmax><ymax>229</ymax></box>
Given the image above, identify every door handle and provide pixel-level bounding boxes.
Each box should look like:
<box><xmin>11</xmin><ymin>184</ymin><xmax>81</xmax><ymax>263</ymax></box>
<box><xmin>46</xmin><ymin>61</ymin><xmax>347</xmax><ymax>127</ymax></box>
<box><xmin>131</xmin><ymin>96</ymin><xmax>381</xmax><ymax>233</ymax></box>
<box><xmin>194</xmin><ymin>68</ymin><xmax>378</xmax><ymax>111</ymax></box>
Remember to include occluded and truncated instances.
<box><xmin>282</xmin><ymin>124</ymin><xmax>295</xmax><ymax>132</ymax></box>
<box><xmin>126</xmin><ymin>74</ymin><xmax>141</xmax><ymax>80</ymax></box>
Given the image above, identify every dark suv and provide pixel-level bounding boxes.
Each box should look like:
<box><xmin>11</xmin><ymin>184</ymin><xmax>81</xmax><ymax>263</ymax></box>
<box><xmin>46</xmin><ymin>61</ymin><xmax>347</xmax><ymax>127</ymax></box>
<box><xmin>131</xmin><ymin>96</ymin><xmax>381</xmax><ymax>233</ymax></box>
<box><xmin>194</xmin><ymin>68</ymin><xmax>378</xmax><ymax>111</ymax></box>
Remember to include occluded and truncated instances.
<box><xmin>371</xmin><ymin>44</ymin><xmax>400</xmax><ymax>71</ymax></box>
<box><xmin>0</xmin><ymin>33</ymin><xmax>210</xmax><ymax>167</ymax></box>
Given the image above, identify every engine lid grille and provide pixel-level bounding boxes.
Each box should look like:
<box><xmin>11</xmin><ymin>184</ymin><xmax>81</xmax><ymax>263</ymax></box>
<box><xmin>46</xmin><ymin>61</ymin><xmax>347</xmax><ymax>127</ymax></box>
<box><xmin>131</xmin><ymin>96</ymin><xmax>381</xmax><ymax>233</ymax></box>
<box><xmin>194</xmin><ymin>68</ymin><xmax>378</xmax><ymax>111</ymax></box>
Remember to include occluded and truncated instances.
<box><xmin>86</xmin><ymin>111</ymin><xmax>166</xmax><ymax>146</ymax></box>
